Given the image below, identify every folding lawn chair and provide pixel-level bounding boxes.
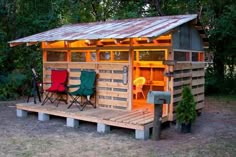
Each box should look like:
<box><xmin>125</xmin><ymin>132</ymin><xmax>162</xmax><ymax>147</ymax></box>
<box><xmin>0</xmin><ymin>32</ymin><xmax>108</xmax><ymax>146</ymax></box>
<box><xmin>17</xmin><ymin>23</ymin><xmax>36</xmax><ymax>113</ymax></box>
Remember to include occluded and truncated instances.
<box><xmin>67</xmin><ymin>70</ymin><xmax>96</xmax><ymax>111</ymax></box>
<box><xmin>41</xmin><ymin>69</ymin><xmax>68</xmax><ymax>106</ymax></box>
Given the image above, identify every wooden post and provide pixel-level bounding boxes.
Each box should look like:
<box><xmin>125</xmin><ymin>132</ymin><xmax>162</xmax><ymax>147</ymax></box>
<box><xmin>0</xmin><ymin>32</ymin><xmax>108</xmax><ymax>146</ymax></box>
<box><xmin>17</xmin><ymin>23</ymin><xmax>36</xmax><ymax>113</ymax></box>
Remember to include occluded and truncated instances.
<box><xmin>128</xmin><ymin>38</ymin><xmax>134</xmax><ymax>111</ymax></box>
<box><xmin>153</xmin><ymin>104</ymin><xmax>163</xmax><ymax>140</ymax></box>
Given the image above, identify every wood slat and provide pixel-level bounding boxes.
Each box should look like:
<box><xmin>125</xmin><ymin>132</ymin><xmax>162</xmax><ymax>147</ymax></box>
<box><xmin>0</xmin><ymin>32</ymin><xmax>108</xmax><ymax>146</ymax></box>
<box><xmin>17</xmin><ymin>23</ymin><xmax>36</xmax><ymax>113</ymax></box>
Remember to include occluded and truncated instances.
<box><xmin>174</xmin><ymin>63</ymin><xmax>191</xmax><ymax>70</ymax></box>
<box><xmin>174</xmin><ymin>88</ymin><xmax>183</xmax><ymax>95</ymax></box>
<box><xmin>132</xmin><ymin>114</ymin><xmax>154</xmax><ymax>124</ymax></box>
<box><xmin>69</xmin><ymin>80</ymin><xmax>81</xmax><ymax>85</ymax></box>
<box><xmin>109</xmin><ymin>110</ymin><xmax>148</xmax><ymax>121</ymax></box>
<box><xmin>134</xmin><ymin>62</ymin><xmax>165</xmax><ymax>68</ymax></box>
<box><xmin>97</xmin><ymin>82</ymin><xmax>128</xmax><ymax>88</ymax></box>
<box><xmin>192</xmin><ymin>63</ymin><xmax>205</xmax><ymax>69</ymax></box>
<box><xmin>138</xmin><ymin>117</ymin><xmax>155</xmax><ymax>125</ymax></box>
<box><xmin>174</xmin><ymin>79</ymin><xmax>191</xmax><ymax>87</ymax></box>
<box><xmin>97</xmin><ymin>91</ymin><xmax>128</xmax><ymax>98</ymax></box>
<box><xmin>44</xmin><ymin>70</ymin><xmax>51</xmax><ymax>75</ymax></box>
<box><xmin>44</xmin><ymin>63</ymin><xmax>68</xmax><ymax>69</ymax></box>
<box><xmin>98</xmin><ymin>64</ymin><xmax>127</xmax><ymax>70</ymax></box>
<box><xmin>192</xmin><ymin>78</ymin><xmax>204</xmax><ymax>86</ymax></box>
<box><xmin>43</xmin><ymin>78</ymin><xmax>51</xmax><ymax>83</ymax></box>
<box><xmin>69</xmin><ymin>72</ymin><xmax>81</xmax><ymax>77</ymax></box>
<box><xmin>174</xmin><ymin>96</ymin><xmax>182</xmax><ymax>103</ymax></box>
<box><xmin>68</xmin><ymin>63</ymin><xmax>96</xmax><ymax>69</ymax></box>
<box><xmin>128</xmin><ymin>113</ymin><xmax>153</xmax><ymax>124</ymax></box>
<box><xmin>196</xmin><ymin>101</ymin><xmax>204</xmax><ymax>109</ymax></box>
<box><xmin>116</xmin><ymin>112</ymin><xmax>151</xmax><ymax>123</ymax></box>
<box><xmin>98</xmin><ymin>73</ymin><xmax>123</xmax><ymax>79</ymax></box>
<box><xmin>194</xmin><ymin>94</ymin><xmax>204</xmax><ymax>102</ymax></box>
<box><xmin>174</xmin><ymin>72</ymin><xmax>192</xmax><ymax>79</ymax></box>
<box><xmin>192</xmin><ymin>86</ymin><xmax>204</xmax><ymax>95</ymax></box>
<box><xmin>192</xmin><ymin>70</ymin><xmax>205</xmax><ymax>77</ymax></box>
<box><xmin>97</xmin><ymin>99</ymin><xmax>128</xmax><ymax>107</ymax></box>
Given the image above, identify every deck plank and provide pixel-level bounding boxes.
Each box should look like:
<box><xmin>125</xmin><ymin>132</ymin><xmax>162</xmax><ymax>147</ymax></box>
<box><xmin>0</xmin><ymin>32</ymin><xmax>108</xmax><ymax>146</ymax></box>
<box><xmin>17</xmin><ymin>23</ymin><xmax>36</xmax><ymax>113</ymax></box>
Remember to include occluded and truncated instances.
<box><xmin>125</xmin><ymin>113</ymin><xmax>153</xmax><ymax>123</ymax></box>
<box><xmin>109</xmin><ymin>110</ymin><xmax>147</xmax><ymax>121</ymax></box>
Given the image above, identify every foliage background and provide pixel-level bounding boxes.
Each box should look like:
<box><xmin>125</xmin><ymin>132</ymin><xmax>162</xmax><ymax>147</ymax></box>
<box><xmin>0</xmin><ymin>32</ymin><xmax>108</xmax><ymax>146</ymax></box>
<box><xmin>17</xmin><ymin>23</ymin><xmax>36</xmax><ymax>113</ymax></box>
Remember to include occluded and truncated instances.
<box><xmin>0</xmin><ymin>0</ymin><xmax>235</xmax><ymax>100</ymax></box>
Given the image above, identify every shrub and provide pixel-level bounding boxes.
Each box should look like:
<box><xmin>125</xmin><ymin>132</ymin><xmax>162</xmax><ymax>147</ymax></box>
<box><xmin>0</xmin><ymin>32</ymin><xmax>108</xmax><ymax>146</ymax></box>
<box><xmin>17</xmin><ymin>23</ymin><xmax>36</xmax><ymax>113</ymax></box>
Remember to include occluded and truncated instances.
<box><xmin>176</xmin><ymin>86</ymin><xmax>197</xmax><ymax>124</ymax></box>
<box><xmin>0</xmin><ymin>71</ymin><xmax>27</xmax><ymax>100</ymax></box>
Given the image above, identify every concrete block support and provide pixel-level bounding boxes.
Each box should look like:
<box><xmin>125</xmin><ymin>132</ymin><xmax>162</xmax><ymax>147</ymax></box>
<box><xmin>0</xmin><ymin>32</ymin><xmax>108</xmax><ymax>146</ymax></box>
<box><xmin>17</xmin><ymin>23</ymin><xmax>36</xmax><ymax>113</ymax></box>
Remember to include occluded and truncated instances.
<box><xmin>135</xmin><ymin>128</ymin><xmax>150</xmax><ymax>140</ymax></box>
<box><xmin>38</xmin><ymin>112</ymin><xmax>50</xmax><ymax>121</ymax></box>
<box><xmin>16</xmin><ymin>109</ymin><xmax>28</xmax><ymax>118</ymax></box>
<box><xmin>97</xmin><ymin>123</ymin><xmax>110</xmax><ymax>133</ymax></box>
<box><xmin>66</xmin><ymin>118</ymin><xmax>79</xmax><ymax>128</ymax></box>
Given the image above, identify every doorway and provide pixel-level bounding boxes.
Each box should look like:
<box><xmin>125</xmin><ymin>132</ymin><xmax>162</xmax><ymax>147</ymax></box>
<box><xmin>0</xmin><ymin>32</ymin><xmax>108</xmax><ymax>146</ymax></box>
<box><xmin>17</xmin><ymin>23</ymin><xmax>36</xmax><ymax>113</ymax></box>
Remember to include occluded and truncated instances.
<box><xmin>132</xmin><ymin>49</ymin><xmax>167</xmax><ymax>111</ymax></box>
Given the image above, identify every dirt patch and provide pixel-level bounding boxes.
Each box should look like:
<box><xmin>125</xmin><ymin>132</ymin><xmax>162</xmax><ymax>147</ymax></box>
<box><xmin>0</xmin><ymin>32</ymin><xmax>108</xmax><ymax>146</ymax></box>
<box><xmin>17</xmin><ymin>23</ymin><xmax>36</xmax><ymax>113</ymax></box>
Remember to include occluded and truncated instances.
<box><xmin>0</xmin><ymin>97</ymin><xmax>236</xmax><ymax>157</ymax></box>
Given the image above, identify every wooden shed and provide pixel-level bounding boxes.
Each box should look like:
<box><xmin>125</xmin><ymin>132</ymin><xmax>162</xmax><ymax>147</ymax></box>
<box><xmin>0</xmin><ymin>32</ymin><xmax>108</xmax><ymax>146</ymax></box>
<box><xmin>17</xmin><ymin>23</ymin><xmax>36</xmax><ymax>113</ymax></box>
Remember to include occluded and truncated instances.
<box><xmin>10</xmin><ymin>14</ymin><xmax>207</xmax><ymax>139</ymax></box>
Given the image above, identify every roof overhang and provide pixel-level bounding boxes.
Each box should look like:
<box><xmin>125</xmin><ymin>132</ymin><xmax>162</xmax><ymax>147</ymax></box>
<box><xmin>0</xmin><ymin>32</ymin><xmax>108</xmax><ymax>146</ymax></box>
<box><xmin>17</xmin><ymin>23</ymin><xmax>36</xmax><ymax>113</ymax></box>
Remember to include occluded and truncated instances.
<box><xmin>9</xmin><ymin>14</ymin><xmax>198</xmax><ymax>47</ymax></box>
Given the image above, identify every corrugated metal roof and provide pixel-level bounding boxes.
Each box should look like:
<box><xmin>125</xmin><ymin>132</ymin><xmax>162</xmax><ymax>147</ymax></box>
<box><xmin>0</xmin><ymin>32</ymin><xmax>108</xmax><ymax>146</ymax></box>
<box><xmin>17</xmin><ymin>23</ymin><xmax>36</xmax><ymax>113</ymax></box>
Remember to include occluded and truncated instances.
<box><xmin>9</xmin><ymin>14</ymin><xmax>197</xmax><ymax>44</ymax></box>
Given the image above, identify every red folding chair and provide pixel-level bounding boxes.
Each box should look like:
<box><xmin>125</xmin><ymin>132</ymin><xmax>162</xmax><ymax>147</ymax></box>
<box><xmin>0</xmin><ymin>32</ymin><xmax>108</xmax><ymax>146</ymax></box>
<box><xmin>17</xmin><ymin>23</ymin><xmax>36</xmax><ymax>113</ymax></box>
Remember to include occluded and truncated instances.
<box><xmin>41</xmin><ymin>70</ymin><xmax>68</xmax><ymax>106</ymax></box>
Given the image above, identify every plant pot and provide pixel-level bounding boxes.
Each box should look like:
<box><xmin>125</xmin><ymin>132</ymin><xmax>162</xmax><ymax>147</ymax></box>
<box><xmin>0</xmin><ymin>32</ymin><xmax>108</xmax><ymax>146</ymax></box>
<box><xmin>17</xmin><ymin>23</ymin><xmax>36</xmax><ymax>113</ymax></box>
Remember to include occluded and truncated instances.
<box><xmin>181</xmin><ymin>123</ymin><xmax>192</xmax><ymax>133</ymax></box>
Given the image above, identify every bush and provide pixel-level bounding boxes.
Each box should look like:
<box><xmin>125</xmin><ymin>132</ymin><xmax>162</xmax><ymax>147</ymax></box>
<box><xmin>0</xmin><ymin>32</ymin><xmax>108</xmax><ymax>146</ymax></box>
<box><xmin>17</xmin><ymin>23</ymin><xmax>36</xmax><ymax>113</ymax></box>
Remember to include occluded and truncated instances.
<box><xmin>176</xmin><ymin>86</ymin><xmax>197</xmax><ymax>124</ymax></box>
<box><xmin>0</xmin><ymin>71</ymin><xmax>27</xmax><ymax>100</ymax></box>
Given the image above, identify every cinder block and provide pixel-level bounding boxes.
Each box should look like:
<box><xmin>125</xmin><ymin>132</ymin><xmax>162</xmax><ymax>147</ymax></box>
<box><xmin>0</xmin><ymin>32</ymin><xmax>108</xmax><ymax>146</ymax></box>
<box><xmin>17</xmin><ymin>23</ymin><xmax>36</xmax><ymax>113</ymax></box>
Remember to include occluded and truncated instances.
<box><xmin>16</xmin><ymin>109</ymin><xmax>28</xmax><ymax>118</ymax></box>
<box><xmin>38</xmin><ymin>112</ymin><xmax>50</xmax><ymax>121</ymax></box>
<box><xmin>135</xmin><ymin>128</ymin><xmax>150</xmax><ymax>140</ymax></box>
<box><xmin>97</xmin><ymin>123</ymin><xmax>110</xmax><ymax>133</ymax></box>
<box><xmin>66</xmin><ymin>118</ymin><xmax>79</xmax><ymax>128</ymax></box>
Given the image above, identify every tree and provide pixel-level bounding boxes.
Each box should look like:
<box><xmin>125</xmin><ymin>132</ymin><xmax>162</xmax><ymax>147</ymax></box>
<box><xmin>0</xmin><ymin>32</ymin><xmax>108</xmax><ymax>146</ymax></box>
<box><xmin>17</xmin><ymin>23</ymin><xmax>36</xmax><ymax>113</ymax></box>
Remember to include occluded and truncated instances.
<box><xmin>1</xmin><ymin>0</ymin><xmax>236</xmax><ymax>100</ymax></box>
<box><xmin>203</xmin><ymin>0</ymin><xmax>236</xmax><ymax>93</ymax></box>
<box><xmin>0</xmin><ymin>0</ymin><xmax>63</xmax><ymax>100</ymax></box>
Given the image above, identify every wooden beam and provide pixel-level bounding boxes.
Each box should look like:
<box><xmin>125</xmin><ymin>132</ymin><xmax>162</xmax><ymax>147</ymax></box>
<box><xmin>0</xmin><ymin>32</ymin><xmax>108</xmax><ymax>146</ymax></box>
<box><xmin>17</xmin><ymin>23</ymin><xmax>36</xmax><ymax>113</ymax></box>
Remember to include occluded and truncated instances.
<box><xmin>133</xmin><ymin>46</ymin><xmax>171</xmax><ymax>50</ymax></box>
<box><xmin>9</xmin><ymin>42</ymin><xmax>24</xmax><ymax>47</ymax></box>
<box><xmin>194</xmin><ymin>25</ymin><xmax>203</xmax><ymax>30</ymax></box>
<box><xmin>67</xmin><ymin>40</ymin><xmax>79</xmax><ymax>44</ymax></box>
<box><xmin>115</xmin><ymin>39</ymin><xmax>126</xmax><ymax>44</ymax></box>
<box><xmin>97</xmin><ymin>46</ymin><xmax>129</xmax><ymax>50</ymax></box>
<box><xmin>42</xmin><ymin>47</ymin><xmax>97</xmax><ymax>51</ymax></box>
<box><xmin>203</xmin><ymin>42</ymin><xmax>209</xmax><ymax>46</ymax></box>
<box><xmin>200</xmin><ymin>34</ymin><xmax>206</xmax><ymax>38</ymax></box>
<box><xmin>45</xmin><ymin>41</ymin><xmax>60</xmax><ymax>45</ymax></box>
<box><xmin>97</xmin><ymin>40</ymin><xmax>104</xmax><ymax>46</ymax></box>
<box><xmin>128</xmin><ymin>38</ymin><xmax>134</xmax><ymax>111</ymax></box>
<box><xmin>26</xmin><ymin>42</ymin><xmax>38</xmax><ymax>46</ymax></box>
<box><xmin>100</xmin><ymin>39</ymin><xmax>116</xmax><ymax>43</ymax></box>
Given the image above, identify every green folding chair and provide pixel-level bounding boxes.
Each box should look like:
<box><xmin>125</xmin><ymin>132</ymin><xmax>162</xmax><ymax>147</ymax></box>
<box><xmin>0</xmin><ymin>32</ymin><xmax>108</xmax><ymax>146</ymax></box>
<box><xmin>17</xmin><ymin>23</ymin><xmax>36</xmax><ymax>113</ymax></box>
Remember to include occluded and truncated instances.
<box><xmin>67</xmin><ymin>70</ymin><xmax>96</xmax><ymax>111</ymax></box>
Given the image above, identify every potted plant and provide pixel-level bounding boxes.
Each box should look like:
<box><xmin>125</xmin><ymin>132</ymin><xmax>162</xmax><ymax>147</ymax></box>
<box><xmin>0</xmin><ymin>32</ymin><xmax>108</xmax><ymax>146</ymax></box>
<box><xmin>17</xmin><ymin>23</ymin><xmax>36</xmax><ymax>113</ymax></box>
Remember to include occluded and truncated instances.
<box><xmin>176</xmin><ymin>86</ymin><xmax>197</xmax><ymax>133</ymax></box>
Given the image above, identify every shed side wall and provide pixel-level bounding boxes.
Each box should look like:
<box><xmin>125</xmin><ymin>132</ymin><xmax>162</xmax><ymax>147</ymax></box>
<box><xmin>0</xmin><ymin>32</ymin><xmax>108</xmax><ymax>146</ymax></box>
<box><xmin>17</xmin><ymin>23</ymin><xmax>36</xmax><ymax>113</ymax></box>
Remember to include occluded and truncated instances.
<box><xmin>171</xmin><ymin>62</ymin><xmax>205</xmax><ymax>121</ymax></box>
<box><xmin>173</xmin><ymin>23</ymin><xmax>204</xmax><ymax>51</ymax></box>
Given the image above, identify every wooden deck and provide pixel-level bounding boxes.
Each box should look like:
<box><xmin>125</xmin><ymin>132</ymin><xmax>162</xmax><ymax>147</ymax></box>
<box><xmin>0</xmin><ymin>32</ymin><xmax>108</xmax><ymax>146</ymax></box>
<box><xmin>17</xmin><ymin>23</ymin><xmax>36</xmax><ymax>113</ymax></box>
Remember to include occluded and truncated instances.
<box><xmin>16</xmin><ymin>102</ymin><xmax>168</xmax><ymax>139</ymax></box>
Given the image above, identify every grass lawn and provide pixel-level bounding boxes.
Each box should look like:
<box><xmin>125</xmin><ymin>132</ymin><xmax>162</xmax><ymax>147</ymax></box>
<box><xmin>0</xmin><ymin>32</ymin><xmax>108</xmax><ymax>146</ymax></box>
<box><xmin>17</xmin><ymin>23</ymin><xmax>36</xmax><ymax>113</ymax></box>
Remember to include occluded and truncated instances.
<box><xmin>0</xmin><ymin>96</ymin><xmax>235</xmax><ymax>157</ymax></box>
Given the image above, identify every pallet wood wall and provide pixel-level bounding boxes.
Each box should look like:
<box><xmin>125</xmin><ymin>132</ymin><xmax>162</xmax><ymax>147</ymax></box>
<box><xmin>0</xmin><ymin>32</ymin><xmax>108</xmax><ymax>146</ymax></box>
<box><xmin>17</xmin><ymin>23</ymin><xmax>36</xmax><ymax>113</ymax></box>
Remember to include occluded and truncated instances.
<box><xmin>172</xmin><ymin>62</ymin><xmax>205</xmax><ymax>120</ymax></box>
<box><xmin>43</xmin><ymin>62</ymin><xmax>130</xmax><ymax>110</ymax></box>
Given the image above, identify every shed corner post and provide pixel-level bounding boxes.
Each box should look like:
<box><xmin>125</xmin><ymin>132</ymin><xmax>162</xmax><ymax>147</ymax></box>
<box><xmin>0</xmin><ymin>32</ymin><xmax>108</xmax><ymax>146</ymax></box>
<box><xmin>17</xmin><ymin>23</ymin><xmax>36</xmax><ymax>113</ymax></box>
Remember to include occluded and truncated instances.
<box><xmin>128</xmin><ymin>38</ymin><xmax>134</xmax><ymax>111</ymax></box>
<box><xmin>168</xmin><ymin>46</ymin><xmax>174</xmax><ymax>121</ymax></box>
<box><xmin>42</xmin><ymin>42</ymin><xmax>47</xmax><ymax>62</ymax></box>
